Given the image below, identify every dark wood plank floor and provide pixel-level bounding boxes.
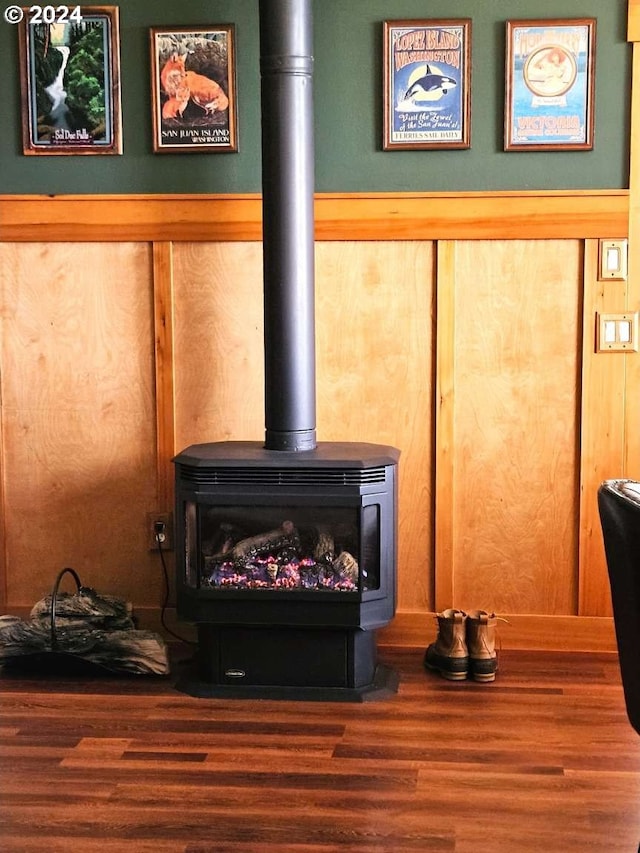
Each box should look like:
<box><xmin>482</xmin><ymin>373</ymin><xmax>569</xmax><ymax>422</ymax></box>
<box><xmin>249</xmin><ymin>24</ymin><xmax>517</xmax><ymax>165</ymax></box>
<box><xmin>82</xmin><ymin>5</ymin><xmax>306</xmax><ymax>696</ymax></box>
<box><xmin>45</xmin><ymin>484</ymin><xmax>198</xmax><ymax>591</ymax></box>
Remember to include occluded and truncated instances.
<box><xmin>1</xmin><ymin>645</ymin><xmax>639</xmax><ymax>852</ymax></box>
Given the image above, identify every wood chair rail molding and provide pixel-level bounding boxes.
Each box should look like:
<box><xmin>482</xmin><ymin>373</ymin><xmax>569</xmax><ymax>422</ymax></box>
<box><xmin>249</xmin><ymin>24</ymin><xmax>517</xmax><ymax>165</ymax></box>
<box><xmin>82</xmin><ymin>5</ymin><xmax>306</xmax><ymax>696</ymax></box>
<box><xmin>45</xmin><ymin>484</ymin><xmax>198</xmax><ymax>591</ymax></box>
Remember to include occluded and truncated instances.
<box><xmin>0</xmin><ymin>190</ymin><xmax>629</xmax><ymax>243</ymax></box>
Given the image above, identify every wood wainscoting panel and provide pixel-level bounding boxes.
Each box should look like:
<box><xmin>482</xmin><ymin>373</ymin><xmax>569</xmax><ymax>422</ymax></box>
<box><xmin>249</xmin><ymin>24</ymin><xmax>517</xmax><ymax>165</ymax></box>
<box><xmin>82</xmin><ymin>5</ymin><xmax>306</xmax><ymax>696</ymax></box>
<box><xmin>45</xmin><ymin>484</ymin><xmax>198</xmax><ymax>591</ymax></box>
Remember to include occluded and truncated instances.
<box><xmin>434</xmin><ymin>241</ymin><xmax>457</xmax><ymax>612</ymax></box>
<box><xmin>171</xmin><ymin>240</ymin><xmax>434</xmax><ymax>615</ymax></box>
<box><xmin>578</xmin><ymin>240</ymin><xmax>625</xmax><ymax>617</ymax></box>
<box><xmin>172</xmin><ymin>242</ymin><xmax>266</xmax><ymax>448</ymax></box>
<box><xmin>152</xmin><ymin>242</ymin><xmax>176</xmax><ymax>511</ymax></box>
<box><xmin>626</xmin><ymin>43</ymin><xmax>640</xmax><ymax>479</ymax></box>
<box><xmin>315</xmin><ymin>242</ymin><xmax>435</xmax><ymax>613</ymax></box>
<box><xmin>0</xmin><ymin>242</ymin><xmax>160</xmax><ymax>608</ymax></box>
<box><xmin>446</xmin><ymin>240</ymin><xmax>582</xmax><ymax>615</ymax></box>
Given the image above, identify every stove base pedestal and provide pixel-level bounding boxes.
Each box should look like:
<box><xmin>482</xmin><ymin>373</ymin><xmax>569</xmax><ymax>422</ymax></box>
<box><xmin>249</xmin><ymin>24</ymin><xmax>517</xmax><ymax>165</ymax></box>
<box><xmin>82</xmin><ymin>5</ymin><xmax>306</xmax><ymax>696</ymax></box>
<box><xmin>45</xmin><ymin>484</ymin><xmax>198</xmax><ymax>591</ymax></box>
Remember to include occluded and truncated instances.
<box><xmin>175</xmin><ymin>624</ymin><xmax>399</xmax><ymax>702</ymax></box>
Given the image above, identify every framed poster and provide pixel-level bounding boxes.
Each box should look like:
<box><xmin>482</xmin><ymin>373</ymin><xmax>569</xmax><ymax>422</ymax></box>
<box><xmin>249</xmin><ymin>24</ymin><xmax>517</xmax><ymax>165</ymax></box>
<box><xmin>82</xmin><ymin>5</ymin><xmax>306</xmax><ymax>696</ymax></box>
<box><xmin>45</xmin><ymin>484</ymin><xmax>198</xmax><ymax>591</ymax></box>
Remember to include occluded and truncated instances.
<box><xmin>505</xmin><ymin>19</ymin><xmax>596</xmax><ymax>151</ymax></box>
<box><xmin>383</xmin><ymin>19</ymin><xmax>471</xmax><ymax>150</ymax></box>
<box><xmin>18</xmin><ymin>6</ymin><xmax>122</xmax><ymax>155</ymax></box>
<box><xmin>150</xmin><ymin>25</ymin><xmax>237</xmax><ymax>153</ymax></box>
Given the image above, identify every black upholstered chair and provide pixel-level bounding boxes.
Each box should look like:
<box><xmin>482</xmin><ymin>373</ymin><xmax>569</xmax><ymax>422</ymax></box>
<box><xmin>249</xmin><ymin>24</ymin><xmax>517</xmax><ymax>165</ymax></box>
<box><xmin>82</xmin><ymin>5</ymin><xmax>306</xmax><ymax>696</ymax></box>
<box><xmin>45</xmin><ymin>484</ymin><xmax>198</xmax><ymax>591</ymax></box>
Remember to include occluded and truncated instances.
<box><xmin>598</xmin><ymin>479</ymin><xmax>640</xmax><ymax>736</ymax></box>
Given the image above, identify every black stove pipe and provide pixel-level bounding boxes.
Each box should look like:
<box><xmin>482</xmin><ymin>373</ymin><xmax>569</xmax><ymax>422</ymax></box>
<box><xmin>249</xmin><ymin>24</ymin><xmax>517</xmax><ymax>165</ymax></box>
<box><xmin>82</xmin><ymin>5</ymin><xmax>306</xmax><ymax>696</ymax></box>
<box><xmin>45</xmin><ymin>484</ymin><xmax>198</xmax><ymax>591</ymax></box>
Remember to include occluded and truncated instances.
<box><xmin>259</xmin><ymin>0</ymin><xmax>317</xmax><ymax>452</ymax></box>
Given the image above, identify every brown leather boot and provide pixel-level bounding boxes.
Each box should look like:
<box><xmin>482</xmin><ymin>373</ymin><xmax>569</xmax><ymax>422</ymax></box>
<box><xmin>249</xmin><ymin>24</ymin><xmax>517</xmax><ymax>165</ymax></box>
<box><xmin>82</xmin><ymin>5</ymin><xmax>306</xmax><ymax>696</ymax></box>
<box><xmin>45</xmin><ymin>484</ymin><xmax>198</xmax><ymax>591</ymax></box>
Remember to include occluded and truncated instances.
<box><xmin>466</xmin><ymin>610</ymin><xmax>498</xmax><ymax>682</ymax></box>
<box><xmin>424</xmin><ymin>609</ymin><xmax>468</xmax><ymax>680</ymax></box>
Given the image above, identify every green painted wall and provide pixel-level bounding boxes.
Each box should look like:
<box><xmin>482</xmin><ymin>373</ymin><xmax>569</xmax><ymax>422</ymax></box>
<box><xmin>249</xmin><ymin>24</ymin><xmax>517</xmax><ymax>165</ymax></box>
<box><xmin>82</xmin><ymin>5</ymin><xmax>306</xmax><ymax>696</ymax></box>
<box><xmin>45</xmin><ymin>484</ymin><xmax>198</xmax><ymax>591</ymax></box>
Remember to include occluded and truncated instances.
<box><xmin>0</xmin><ymin>0</ymin><xmax>631</xmax><ymax>194</ymax></box>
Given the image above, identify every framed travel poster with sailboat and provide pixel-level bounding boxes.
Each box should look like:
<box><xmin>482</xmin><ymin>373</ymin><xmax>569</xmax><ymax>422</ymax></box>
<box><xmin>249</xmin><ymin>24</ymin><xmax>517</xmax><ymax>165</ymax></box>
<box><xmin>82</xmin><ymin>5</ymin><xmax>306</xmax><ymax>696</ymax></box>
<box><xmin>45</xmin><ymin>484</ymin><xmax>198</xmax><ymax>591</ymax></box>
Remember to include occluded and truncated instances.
<box><xmin>504</xmin><ymin>19</ymin><xmax>596</xmax><ymax>151</ymax></box>
<box><xmin>18</xmin><ymin>6</ymin><xmax>122</xmax><ymax>155</ymax></box>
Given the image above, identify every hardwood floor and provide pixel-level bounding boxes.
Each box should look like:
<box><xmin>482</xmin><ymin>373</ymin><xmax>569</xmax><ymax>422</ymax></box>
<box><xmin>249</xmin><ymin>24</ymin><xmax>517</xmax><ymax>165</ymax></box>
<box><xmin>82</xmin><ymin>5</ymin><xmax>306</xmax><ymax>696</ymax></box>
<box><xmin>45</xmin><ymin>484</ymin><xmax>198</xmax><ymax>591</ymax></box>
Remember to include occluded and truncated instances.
<box><xmin>1</xmin><ymin>645</ymin><xmax>639</xmax><ymax>852</ymax></box>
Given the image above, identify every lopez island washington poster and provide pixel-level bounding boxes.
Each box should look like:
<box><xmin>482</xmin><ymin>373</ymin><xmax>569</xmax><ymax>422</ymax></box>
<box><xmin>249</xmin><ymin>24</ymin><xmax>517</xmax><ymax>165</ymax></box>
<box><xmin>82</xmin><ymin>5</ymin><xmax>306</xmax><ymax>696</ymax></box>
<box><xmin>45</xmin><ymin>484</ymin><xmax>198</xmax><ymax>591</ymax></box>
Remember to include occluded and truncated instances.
<box><xmin>383</xmin><ymin>20</ymin><xmax>471</xmax><ymax>150</ymax></box>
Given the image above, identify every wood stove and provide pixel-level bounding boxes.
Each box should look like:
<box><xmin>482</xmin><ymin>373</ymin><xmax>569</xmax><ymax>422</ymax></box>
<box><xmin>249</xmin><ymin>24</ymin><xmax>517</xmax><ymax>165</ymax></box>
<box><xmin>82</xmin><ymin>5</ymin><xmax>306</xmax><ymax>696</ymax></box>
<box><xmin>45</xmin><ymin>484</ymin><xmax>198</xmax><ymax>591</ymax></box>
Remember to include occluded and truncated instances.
<box><xmin>174</xmin><ymin>441</ymin><xmax>398</xmax><ymax>699</ymax></box>
<box><xmin>173</xmin><ymin>0</ymin><xmax>400</xmax><ymax>700</ymax></box>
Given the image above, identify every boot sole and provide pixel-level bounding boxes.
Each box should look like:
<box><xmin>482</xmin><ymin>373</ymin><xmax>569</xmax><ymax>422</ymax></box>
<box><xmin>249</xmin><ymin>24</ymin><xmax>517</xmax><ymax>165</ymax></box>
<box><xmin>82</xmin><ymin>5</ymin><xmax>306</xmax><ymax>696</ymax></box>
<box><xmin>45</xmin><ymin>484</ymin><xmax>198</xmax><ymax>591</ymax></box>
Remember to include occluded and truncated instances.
<box><xmin>424</xmin><ymin>651</ymin><xmax>469</xmax><ymax>681</ymax></box>
<box><xmin>431</xmin><ymin>667</ymin><xmax>468</xmax><ymax>681</ymax></box>
<box><xmin>470</xmin><ymin>671</ymin><xmax>497</xmax><ymax>682</ymax></box>
<box><xmin>469</xmin><ymin>660</ymin><xmax>498</xmax><ymax>682</ymax></box>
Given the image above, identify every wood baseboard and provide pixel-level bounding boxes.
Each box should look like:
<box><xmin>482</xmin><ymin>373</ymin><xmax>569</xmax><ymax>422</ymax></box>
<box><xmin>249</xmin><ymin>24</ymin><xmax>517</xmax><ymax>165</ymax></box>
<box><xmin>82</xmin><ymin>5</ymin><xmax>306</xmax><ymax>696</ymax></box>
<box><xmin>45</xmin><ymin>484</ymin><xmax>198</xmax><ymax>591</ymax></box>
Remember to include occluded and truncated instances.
<box><xmin>2</xmin><ymin>605</ymin><xmax>616</xmax><ymax>653</ymax></box>
<box><xmin>378</xmin><ymin>610</ymin><xmax>618</xmax><ymax>653</ymax></box>
<box><xmin>3</xmin><ymin>605</ymin><xmax>614</xmax><ymax>654</ymax></box>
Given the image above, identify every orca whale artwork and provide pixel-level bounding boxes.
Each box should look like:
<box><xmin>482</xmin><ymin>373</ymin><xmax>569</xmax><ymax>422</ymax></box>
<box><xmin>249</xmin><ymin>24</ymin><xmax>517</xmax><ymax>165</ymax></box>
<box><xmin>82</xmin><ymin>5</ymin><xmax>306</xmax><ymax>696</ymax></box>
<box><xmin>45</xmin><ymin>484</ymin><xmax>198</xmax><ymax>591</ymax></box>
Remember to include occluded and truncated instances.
<box><xmin>383</xmin><ymin>19</ymin><xmax>471</xmax><ymax>150</ymax></box>
<box><xmin>505</xmin><ymin>19</ymin><xmax>596</xmax><ymax>151</ymax></box>
<box><xmin>18</xmin><ymin>6</ymin><xmax>122</xmax><ymax>155</ymax></box>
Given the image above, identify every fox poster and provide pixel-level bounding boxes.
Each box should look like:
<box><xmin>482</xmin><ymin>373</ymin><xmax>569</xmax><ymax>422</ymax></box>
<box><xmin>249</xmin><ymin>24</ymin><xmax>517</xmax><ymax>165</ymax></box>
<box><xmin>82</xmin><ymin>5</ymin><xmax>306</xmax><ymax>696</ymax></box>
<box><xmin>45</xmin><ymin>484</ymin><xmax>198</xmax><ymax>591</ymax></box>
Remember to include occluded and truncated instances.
<box><xmin>150</xmin><ymin>25</ymin><xmax>237</xmax><ymax>153</ymax></box>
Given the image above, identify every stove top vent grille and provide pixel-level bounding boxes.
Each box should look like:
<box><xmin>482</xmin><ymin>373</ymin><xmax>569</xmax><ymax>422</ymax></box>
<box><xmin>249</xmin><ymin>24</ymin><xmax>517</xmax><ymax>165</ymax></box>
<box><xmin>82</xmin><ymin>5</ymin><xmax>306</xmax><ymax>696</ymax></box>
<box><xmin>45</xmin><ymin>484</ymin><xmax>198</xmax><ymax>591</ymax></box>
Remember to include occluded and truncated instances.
<box><xmin>179</xmin><ymin>466</ymin><xmax>388</xmax><ymax>487</ymax></box>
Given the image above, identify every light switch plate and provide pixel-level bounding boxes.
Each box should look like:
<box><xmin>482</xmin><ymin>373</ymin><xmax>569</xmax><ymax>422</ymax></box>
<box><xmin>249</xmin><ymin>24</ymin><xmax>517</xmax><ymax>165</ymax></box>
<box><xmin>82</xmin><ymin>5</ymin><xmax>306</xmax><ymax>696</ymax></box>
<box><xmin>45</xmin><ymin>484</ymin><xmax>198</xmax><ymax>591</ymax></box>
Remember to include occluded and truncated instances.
<box><xmin>598</xmin><ymin>239</ymin><xmax>628</xmax><ymax>281</ymax></box>
<box><xmin>596</xmin><ymin>312</ymin><xmax>638</xmax><ymax>352</ymax></box>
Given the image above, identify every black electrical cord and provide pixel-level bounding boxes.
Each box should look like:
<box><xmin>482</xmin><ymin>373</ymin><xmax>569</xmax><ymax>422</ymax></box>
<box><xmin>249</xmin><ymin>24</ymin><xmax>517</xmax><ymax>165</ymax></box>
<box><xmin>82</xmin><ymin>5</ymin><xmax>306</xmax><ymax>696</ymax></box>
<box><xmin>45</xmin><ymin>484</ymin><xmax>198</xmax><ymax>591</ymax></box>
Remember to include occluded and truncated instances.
<box><xmin>155</xmin><ymin>532</ymin><xmax>197</xmax><ymax>647</ymax></box>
